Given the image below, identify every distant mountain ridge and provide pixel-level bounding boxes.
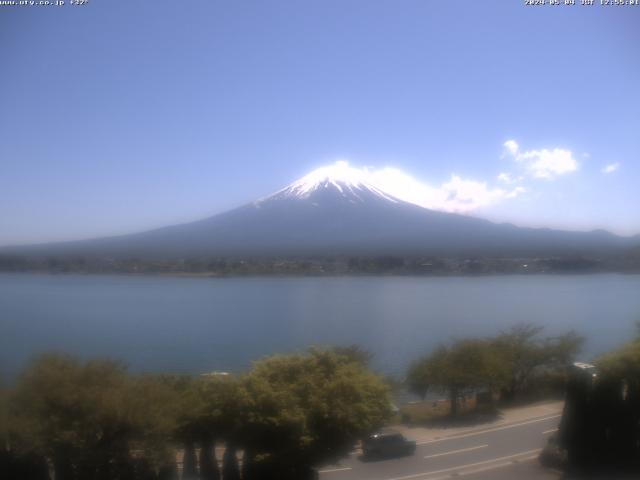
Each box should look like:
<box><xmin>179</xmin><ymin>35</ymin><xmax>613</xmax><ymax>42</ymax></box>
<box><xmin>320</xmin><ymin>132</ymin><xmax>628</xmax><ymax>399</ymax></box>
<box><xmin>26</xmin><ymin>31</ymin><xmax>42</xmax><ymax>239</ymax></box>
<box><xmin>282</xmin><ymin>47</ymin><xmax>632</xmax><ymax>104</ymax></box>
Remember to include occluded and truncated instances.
<box><xmin>3</xmin><ymin>163</ymin><xmax>639</xmax><ymax>259</ymax></box>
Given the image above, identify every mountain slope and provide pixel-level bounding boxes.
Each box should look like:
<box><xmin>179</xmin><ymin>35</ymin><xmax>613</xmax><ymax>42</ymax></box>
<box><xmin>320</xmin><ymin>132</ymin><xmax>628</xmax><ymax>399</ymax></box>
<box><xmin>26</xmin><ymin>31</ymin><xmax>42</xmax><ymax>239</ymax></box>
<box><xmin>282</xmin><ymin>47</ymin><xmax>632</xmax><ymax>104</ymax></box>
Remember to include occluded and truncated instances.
<box><xmin>3</xmin><ymin>164</ymin><xmax>638</xmax><ymax>259</ymax></box>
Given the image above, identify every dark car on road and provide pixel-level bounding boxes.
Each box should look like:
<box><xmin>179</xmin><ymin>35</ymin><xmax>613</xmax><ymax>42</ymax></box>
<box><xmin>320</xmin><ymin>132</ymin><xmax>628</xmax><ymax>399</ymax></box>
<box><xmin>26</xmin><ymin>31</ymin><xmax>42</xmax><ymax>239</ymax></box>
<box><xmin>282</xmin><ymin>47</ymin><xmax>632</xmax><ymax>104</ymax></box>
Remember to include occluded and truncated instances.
<box><xmin>362</xmin><ymin>429</ymin><xmax>416</xmax><ymax>459</ymax></box>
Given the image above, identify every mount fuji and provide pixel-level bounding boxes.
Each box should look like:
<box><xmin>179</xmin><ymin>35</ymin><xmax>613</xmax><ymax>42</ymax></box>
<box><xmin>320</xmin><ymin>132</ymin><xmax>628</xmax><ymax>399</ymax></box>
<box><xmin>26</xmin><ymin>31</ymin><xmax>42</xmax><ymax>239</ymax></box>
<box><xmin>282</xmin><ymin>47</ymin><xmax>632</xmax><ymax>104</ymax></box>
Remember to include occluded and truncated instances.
<box><xmin>3</xmin><ymin>162</ymin><xmax>637</xmax><ymax>259</ymax></box>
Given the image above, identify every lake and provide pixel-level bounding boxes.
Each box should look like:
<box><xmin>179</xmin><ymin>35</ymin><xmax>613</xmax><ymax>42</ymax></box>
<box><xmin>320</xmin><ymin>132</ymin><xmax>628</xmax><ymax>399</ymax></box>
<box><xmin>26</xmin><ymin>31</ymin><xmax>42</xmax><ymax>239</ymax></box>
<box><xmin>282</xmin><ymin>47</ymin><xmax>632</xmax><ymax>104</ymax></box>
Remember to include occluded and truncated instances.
<box><xmin>1</xmin><ymin>273</ymin><xmax>639</xmax><ymax>381</ymax></box>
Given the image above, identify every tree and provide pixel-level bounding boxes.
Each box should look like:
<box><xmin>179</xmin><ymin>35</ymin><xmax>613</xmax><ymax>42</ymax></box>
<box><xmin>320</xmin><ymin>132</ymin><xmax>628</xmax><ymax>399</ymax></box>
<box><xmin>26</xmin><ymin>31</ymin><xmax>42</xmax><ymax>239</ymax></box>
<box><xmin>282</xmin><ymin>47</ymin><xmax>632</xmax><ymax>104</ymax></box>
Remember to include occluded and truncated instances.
<box><xmin>407</xmin><ymin>339</ymin><xmax>508</xmax><ymax>416</ymax></box>
<box><xmin>195</xmin><ymin>375</ymin><xmax>246</xmax><ymax>480</ymax></box>
<box><xmin>9</xmin><ymin>354</ymin><xmax>178</xmax><ymax>480</ymax></box>
<box><xmin>4</xmin><ymin>347</ymin><xmax>393</xmax><ymax>480</ymax></box>
<box><xmin>598</xmin><ymin>339</ymin><xmax>640</xmax><ymax>390</ymax></box>
<box><xmin>0</xmin><ymin>374</ymin><xmax>8</xmax><ymax>451</ymax></box>
<box><xmin>406</xmin><ymin>357</ymin><xmax>430</xmax><ymax>400</ymax></box>
<box><xmin>221</xmin><ymin>443</ymin><xmax>241</xmax><ymax>480</ymax></box>
<box><xmin>239</xmin><ymin>348</ymin><xmax>392</xmax><ymax>479</ymax></box>
<box><xmin>557</xmin><ymin>335</ymin><xmax>640</xmax><ymax>472</ymax></box>
<box><xmin>493</xmin><ymin>325</ymin><xmax>583</xmax><ymax>401</ymax></box>
<box><xmin>329</xmin><ymin>345</ymin><xmax>373</xmax><ymax>367</ymax></box>
<box><xmin>1</xmin><ymin>379</ymin><xmax>50</xmax><ymax>480</ymax></box>
<box><xmin>160</xmin><ymin>372</ymin><xmax>250</xmax><ymax>480</ymax></box>
<box><xmin>163</xmin><ymin>376</ymin><xmax>202</xmax><ymax>480</ymax></box>
<box><xmin>492</xmin><ymin>324</ymin><xmax>546</xmax><ymax>401</ymax></box>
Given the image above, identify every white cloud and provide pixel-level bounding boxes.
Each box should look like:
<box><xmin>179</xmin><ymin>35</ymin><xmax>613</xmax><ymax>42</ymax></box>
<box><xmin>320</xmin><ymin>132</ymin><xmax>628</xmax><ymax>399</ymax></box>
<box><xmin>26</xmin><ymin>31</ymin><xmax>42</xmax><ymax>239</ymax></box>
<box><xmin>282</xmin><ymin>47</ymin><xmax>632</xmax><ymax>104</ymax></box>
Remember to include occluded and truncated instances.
<box><xmin>517</xmin><ymin>148</ymin><xmax>578</xmax><ymax>179</ymax></box>
<box><xmin>440</xmin><ymin>175</ymin><xmax>523</xmax><ymax>212</ymax></box>
<box><xmin>503</xmin><ymin>140</ymin><xmax>519</xmax><ymax>157</ymax></box>
<box><xmin>366</xmin><ymin>167</ymin><xmax>523</xmax><ymax>214</ymax></box>
<box><xmin>497</xmin><ymin>172</ymin><xmax>513</xmax><ymax>184</ymax></box>
<box><xmin>497</xmin><ymin>172</ymin><xmax>525</xmax><ymax>185</ymax></box>
<box><xmin>505</xmin><ymin>186</ymin><xmax>526</xmax><ymax>198</ymax></box>
<box><xmin>503</xmin><ymin>140</ymin><xmax>579</xmax><ymax>180</ymax></box>
<box><xmin>361</xmin><ymin>140</ymin><xmax>577</xmax><ymax>217</ymax></box>
<box><xmin>601</xmin><ymin>162</ymin><xmax>620</xmax><ymax>174</ymax></box>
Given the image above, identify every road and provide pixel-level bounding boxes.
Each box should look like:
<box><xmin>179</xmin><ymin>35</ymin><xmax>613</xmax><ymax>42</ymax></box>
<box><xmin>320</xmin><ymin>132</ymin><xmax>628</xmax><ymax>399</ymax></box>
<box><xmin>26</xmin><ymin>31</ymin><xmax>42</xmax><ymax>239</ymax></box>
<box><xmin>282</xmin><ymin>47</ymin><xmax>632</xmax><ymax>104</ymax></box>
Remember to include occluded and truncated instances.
<box><xmin>319</xmin><ymin>410</ymin><xmax>562</xmax><ymax>480</ymax></box>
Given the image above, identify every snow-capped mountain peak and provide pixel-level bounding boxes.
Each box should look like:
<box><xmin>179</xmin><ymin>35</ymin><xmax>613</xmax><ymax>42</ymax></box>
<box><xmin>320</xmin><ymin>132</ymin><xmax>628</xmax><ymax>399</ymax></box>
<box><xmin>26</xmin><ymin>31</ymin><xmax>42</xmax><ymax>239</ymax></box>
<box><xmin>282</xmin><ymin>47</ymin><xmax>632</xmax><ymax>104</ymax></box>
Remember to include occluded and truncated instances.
<box><xmin>286</xmin><ymin>161</ymin><xmax>370</xmax><ymax>195</ymax></box>
<box><xmin>265</xmin><ymin>161</ymin><xmax>399</xmax><ymax>203</ymax></box>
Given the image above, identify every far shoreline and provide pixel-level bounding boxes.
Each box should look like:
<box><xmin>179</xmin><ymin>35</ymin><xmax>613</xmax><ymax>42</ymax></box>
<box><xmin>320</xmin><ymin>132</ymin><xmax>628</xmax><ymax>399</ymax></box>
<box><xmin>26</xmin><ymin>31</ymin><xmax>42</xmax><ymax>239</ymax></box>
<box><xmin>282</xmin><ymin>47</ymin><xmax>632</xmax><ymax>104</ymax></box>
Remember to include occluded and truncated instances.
<box><xmin>2</xmin><ymin>269</ymin><xmax>640</xmax><ymax>280</ymax></box>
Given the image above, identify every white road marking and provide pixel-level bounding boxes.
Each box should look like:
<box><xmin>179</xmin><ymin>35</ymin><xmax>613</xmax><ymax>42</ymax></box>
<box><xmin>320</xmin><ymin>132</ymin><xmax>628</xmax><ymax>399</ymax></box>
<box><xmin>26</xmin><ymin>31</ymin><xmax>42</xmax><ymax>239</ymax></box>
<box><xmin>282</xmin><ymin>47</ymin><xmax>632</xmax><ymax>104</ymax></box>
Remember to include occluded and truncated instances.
<box><xmin>318</xmin><ymin>466</ymin><xmax>352</xmax><ymax>474</ymax></box>
<box><xmin>423</xmin><ymin>444</ymin><xmax>488</xmax><ymax>459</ymax></box>
<box><xmin>416</xmin><ymin>414</ymin><xmax>561</xmax><ymax>445</ymax></box>
<box><xmin>543</xmin><ymin>428</ymin><xmax>558</xmax><ymax>434</ymax></box>
<box><xmin>411</xmin><ymin>411</ymin><xmax>561</xmax><ymax>443</ymax></box>
<box><xmin>456</xmin><ymin>453</ymin><xmax>540</xmax><ymax>477</ymax></box>
<box><xmin>385</xmin><ymin>449</ymin><xmax>542</xmax><ymax>480</ymax></box>
<box><xmin>420</xmin><ymin>454</ymin><xmax>541</xmax><ymax>480</ymax></box>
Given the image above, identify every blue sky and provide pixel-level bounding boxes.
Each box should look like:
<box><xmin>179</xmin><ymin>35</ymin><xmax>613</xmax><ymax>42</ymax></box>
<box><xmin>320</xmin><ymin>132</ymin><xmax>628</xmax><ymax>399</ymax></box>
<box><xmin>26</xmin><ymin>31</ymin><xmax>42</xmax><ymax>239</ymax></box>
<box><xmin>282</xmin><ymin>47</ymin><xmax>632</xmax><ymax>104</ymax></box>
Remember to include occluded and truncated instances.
<box><xmin>1</xmin><ymin>0</ymin><xmax>639</xmax><ymax>246</ymax></box>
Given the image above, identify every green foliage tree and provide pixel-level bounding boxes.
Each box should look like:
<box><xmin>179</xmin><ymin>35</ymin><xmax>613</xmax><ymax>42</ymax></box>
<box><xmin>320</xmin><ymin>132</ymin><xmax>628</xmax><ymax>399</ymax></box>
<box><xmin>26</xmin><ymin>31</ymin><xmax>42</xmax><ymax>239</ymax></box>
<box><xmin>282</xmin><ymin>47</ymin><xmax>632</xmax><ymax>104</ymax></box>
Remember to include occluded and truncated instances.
<box><xmin>557</xmin><ymin>333</ymin><xmax>640</xmax><ymax>472</ymax></box>
<box><xmin>598</xmin><ymin>339</ymin><xmax>640</xmax><ymax>389</ymax></box>
<box><xmin>407</xmin><ymin>339</ymin><xmax>509</xmax><ymax>416</ymax></box>
<box><xmin>195</xmin><ymin>375</ymin><xmax>245</xmax><ymax>480</ymax></box>
<box><xmin>0</xmin><ymin>375</ymin><xmax>8</xmax><ymax>450</ymax></box>
<box><xmin>5</xmin><ymin>348</ymin><xmax>393</xmax><ymax>480</ymax></box>
<box><xmin>161</xmin><ymin>373</ymin><xmax>247</xmax><ymax>480</ymax></box>
<box><xmin>158</xmin><ymin>375</ymin><xmax>203</xmax><ymax>480</ymax></box>
<box><xmin>406</xmin><ymin>357</ymin><xmax>430</xmax><ymax>400</ymax></box>
<box><xmin>239</xmin><ymin>348</ymin><xmax>392</xmax><ymax>479</ymax></box>
<box><xmin>9</xmin><ymin>354</ymin><xmax>178</xmax><ymax>480</ymax></box>
<box><xmin>329</xmin><ymin>345</ymin><xmax>373</xmax><ymax>367</ymax></box>
<box><xmin>493</xmin><ymin>325</ymin><xmax>583</xmax><ymax>401</ymax></box>
<box><xmin>221</xmin><ymin>443</ymin><xmax>241</xmax><ymax>480</ymax></box>
<box><xmin>595</xmin><ymin>343</ymin><xmax>639</xmax><ymax>448</ymax></box>
<box><xmin>492</xmin><ymin>324</ymin><xmax>546</xmax><ymax>401</ymax></box>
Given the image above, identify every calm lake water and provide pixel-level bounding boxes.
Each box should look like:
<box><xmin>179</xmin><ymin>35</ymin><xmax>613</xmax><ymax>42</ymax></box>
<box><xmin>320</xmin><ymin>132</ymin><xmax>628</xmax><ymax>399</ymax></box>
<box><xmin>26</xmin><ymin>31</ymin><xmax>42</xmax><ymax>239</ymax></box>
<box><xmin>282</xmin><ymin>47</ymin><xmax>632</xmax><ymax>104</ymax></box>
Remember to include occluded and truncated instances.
<box><xmin>1</xmin><ymin>273</ymin><xmax>639</xmax><ymax>380</ymax></box>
